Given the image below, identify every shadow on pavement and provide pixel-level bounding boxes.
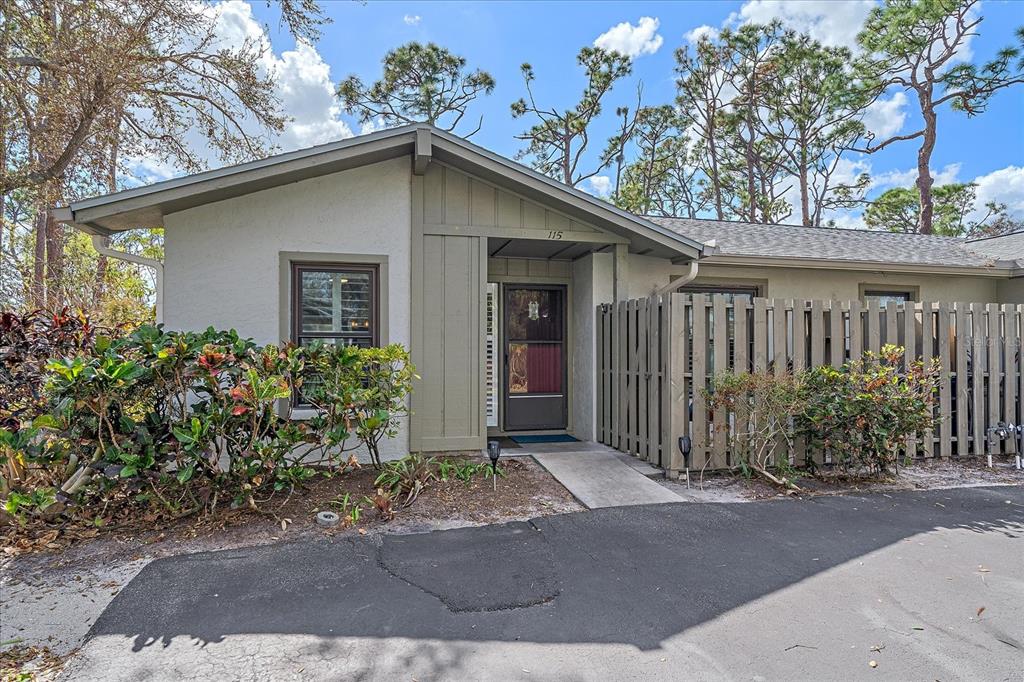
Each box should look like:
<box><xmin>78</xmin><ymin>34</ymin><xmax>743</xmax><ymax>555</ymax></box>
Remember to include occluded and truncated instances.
<box><xmin>86</xmin><ymin>485</ymin><xmax>1023</xmax><ymax>653</ymax></box>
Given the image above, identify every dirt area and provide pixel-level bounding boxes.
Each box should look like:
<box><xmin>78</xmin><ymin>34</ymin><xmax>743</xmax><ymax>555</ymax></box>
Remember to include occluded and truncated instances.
<box><xmin>0</xmin><ymin>455</ymin><xmax>580</xmax><ymax>680</ymax></box>
<box><xmin>660</xmin><ymin>457</ymin><xmax>1024</xmax><ymax>502</ymax></box>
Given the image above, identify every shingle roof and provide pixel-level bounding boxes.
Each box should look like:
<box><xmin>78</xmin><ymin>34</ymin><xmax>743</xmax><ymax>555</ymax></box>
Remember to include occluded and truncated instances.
<box><xmin>649</xmin><ymin>217</ymin><xmax>1019</xmax><ymax>270</ymax></box>
<box><xmin>965</xmin><ymin>231</ymin><xmax>1024</xmax><ymax>267</ymax></box>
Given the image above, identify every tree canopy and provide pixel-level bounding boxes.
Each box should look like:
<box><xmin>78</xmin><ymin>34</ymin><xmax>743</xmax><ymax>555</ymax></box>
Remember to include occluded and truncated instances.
<box><xmin>337</xmin><ymin>42</ymin><xmax>495</xmax><ymax>137</ymax></box>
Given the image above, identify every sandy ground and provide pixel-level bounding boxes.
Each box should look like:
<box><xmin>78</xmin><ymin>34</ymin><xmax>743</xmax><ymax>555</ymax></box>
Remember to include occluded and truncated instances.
<box><xmin>660</xmin><ymin>457</ymin><xmax>1024</xmax><ymax>502</ymax></box>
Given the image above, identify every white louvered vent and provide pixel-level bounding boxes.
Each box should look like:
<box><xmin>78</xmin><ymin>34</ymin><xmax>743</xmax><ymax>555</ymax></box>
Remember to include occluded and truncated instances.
<box><xmin>485</xmin><ymin>283</ymin><xmax>498</xmax><ymax>427</ymax></box>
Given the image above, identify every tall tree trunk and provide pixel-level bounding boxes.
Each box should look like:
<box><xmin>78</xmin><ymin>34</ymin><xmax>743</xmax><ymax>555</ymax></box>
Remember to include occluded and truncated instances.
<box><xmin>32</xmin><ymin>209</ymin><xmax>46</xmax><ymax>308</ymax></box>
<box><xmin>916</xmin><ymin>95</ymin><xmax>938</xmax><ymax>235</ymax></box>
<box><xmin>44</xmin><ymin>211</ymin><xmax>62</xmax><ymax>308</ymax></box>
<box><xmin>707</xmin><ymin>112</ymin><xmax>725</xmax><ymax>220</ymax></box>
<box><xmin>744</xmin><ymin>101</ymin><xmax>758</xmax><ymax>223</ymax></box>
<box><xmin>798</xmin><ymin>132</ymin><xmax>811</xmax><ymax>227</ymax></box>
<box><xmin>94</xmin><ymin>131</ymin><xmax>119</xmax><ymax>308</ymax></box>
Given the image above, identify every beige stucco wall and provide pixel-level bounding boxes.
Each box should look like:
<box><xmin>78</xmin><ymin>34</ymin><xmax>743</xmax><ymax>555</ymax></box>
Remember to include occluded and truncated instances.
<box><xmin>163</xmin><ymin>157</ymin><xmax>412</xmax><ymax>457</ymax></box>
<box><xmin>997</xmin><ymin>277</ymin><xmax>1024</xmax><ymax>304</ymax></box>
<box><xmin>683</xmin><ymin>263</ymin><xmax>1003</xmax><ymax>303</ymax></box>
<box><xmin>571</xmin><ymin>252</ymin><xmax>614</xmax><ymax>442</ymax></box>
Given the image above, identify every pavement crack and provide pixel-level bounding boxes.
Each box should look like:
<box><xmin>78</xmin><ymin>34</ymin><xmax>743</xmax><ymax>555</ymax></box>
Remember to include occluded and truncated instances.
<box><xmin>372</xmin><ymin>538</ymin><xmax>560</xmax><ymax>614</ymax></box>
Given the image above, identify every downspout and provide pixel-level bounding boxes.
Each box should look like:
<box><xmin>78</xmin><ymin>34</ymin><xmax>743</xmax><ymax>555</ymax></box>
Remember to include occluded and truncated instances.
<box><xmin>91</xmin><ymin>235</ymin><xmax>164</xmax><ymax>323</ymax></box>
<box><xmin>652</xmin><ymin>239</ymin><xmax>717</xmax><ymax>298</ymax></box>
<box><xmin>653</xmin><ymin>260</ymin><xmax>699</xmax><ymax>298</ymax></box>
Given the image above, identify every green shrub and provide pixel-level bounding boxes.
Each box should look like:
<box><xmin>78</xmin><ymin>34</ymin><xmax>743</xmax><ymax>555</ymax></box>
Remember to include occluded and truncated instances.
<box><xmin>705</xmin><ymin>371</ymin><xmax>805</xmax><ymax>488</ymax></box>
<box><xmin>704</xmin><ymin>344</ymin><xmax>940</xmax><ymax>481</ymax></box>
<box><xmin>799</xmin><ymin>344</ymin><xmax>939</xmax><ymax>474</ymax></box>
<box><xmin>0</xmin><ymin>319</ymin><xmax>415</xmax><ymax>525</ymax></box>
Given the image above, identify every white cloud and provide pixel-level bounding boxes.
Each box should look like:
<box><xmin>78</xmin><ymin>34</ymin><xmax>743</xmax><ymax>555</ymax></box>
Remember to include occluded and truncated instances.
<box><xmin>861</xmin><ymin>92</ymin><xmax>909</xmax><ymax>141</ymax></box>
<box><xmin>129</xmin><ymin>0</ymin><xmax>352</xmax><ymax>179</ymax></box>
<box><xmin>594</xmin><ymin>17</ymin><xmax>664</xmax><ymax>58</ymax></box>
<box><xmin>360</xmin><ymin>117</ymin><xmax>390</xmax><ymax>135</ymax></box>
<box><xmin>728</xmin><ymin>0</ymin><xmax>875</xmax><ymax>50</ymax></box>
<box><xmin>212</xmin><ymin>1</ymin><xmax>352</xmax><ymax>151</ymax></box>
<box><xmin>872</xmin><ymin>163</ymin><xmax>961</xmax><ymax>191</ymax></box>
<box><xmin>971</xmin><ymin>166</ymin><xmax>1024</xmax><ymax>221</ymax></box>
<box><xmin>684</xmin><ymin>25</ymin><xmax>720</xmax><ymax>45</ymax></box>
<box><xmin>403</xmin><ymin>14</ymin><xmax>421</xmax><ymax>26</ymax></box>
<box><xmin>583</xmin><ymin>176</ymin><xmax>613</xmax><ymax>198</ymax></box>
<box><xmin>271</xmin><ymin>41</ymin><xmax>353</xmax><ymax>150</ymax></box>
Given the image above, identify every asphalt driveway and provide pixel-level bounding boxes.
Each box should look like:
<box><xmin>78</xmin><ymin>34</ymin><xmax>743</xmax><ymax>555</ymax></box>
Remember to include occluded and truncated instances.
<box><xmin>62</xmin><ymin>486</ymin><xmax>1024</xmax><ymax>681</ymax></box>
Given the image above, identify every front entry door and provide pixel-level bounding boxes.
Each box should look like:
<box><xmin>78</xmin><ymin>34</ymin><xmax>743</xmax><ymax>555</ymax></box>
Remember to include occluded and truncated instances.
<box><xmin>503</xmin><ymin>285</ymin><xmax>567</xmax><ymax>431</ymax></box>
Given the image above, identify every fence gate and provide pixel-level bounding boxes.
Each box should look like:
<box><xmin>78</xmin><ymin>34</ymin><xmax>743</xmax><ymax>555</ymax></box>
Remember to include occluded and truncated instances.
<box><xmin>596</xmin><ymin>295</ymin><xmax>1024</xmax><ymax>473</ymax></box>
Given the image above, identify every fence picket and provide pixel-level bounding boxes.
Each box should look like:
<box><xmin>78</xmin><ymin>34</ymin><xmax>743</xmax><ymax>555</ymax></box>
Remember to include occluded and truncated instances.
<box><xmin>711</xmin><ymin>296</ymin><xmax>729</xmax><ymax>469</ymax></box>
<box><xmin>1004</xmin><ymin>304</ymin><xmax>1019</xmax><ymax>455</ymax></box>
<box><xmin>905</xmin><ymin>303</ymin><xmax>918</xmax><ymax>458</ymax></box>
<box><xmin>918</xmin><ymin>302</ymin><xmax>934</xmax><ymax>458</ymax></box>
<box><xmin>637</xmin><ymin>298</ymin><xmax>649</xmax><ymax>460</ymax></box>
<box><xmin>666</xmin><ymin>294</ymin><xmax>688</xmax><ymax>473</ymax></box>
<box><xmin>691</xmin><ymin>294</ymin><xmax>709</xmax><ymax>468</ymax></box>
<box><xmin>970</xmin><ymin>303</ymin><xmax>986</xmax><ymax>456</ymax></box>
<box><xmin>937</xmin><ymin>302</ymin><xmax>952</xmax><ymax>458</ymax></box>
<box><xmin>849</xmin><ymin>300</ymin><xmax>863</xmax><ymax>360</ymax></box>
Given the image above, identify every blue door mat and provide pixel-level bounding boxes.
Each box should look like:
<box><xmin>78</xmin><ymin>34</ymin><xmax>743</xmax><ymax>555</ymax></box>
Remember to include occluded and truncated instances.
<box><xmin>509</xmin><ymin>434</ymin><xmax>579</xmax><ymax>444</ymax></box>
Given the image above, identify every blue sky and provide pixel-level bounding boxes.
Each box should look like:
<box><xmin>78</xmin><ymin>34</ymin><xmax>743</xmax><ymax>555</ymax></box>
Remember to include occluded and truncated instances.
<box><xmin>182</xmin><ymin>1</ymin><xmax>1024</xmax><ymax>227</ymax></box>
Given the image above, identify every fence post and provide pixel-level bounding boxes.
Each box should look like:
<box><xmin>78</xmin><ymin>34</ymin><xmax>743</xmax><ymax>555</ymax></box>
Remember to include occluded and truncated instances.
<box><xmin>664</xmin><ymin>293</ymin><xmax>688</xmax><ymax>475</ymax></box>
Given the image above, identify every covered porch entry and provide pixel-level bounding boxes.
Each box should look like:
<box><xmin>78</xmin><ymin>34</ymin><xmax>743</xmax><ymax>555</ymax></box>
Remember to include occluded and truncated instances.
<box><xmin>406</xmin><ymin>136</ymin><xmax>705</xmax><ymax>453</ymax></box>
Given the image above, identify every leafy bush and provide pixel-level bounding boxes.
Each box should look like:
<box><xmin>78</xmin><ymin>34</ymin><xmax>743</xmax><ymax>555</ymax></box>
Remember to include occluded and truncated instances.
<box><xmin>0</xmin><ymin>309</ymin><xmax>100</xmax><ymax>430</ymax></box>
<box><xmin>374</xmin><ymin>453</ymin><xmax>437</xmax><ymax>506</ymax></box>
<box><xmin>705</xmin><ymin>371</ymin><xmax>805</xmax><ymax>489</ymax></box>
<box><xmin>705</xmin><ymin>344</ymin><xmax>940</xmax><ymax>482</ymax></box>
<box><xmin>800</xmin><ymin>344</ymin><xmax>939</xmax><ymax>474</ymax></box>
<box><xmin>0</xmin><ymin>319</ymin><xmax>415</xmax><ymax>525</ymax></box>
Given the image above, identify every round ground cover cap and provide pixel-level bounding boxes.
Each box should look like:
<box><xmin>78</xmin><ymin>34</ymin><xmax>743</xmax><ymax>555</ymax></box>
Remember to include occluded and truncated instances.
<box><xmin>316</xmin><ymin>511</ymin><xmax>340</xmax><ymax>527</ymax></box>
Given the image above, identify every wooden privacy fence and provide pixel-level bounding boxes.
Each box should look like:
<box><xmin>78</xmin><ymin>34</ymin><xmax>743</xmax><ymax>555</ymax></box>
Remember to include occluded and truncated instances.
<box><xmin>596</xmin><ymin>295</ymin><xmax>1024</xmax><ymax>473</ymax></box>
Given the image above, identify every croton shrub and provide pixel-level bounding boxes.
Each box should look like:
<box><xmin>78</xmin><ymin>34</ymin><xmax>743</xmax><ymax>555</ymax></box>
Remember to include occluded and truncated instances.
<box><xmin>800</xmin><ymin>344</ymin><xmax>940</xmax><ymax>473</ymax></box>
<box><xmin>706</xmin><ymin>344</ymin><xmax>940</xmax><ymax>478</ymax></box>
<box><xmin>0</xmin><ymin>313</ymin><xmax>414</xmax><ymax>524</ymax></box>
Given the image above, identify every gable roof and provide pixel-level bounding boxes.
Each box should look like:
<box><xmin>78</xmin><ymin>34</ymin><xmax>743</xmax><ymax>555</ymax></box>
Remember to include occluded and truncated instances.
<box><xmin>650</xmin><ymin>217</ymin><xmax>1020</xmax><ymax>275</ymax></box>
<box><xmin>54</xmin><ymin>124</ymin><xmax>705</xmax><ymax>261</ymax></box>
<box><xmin>965</xmin><ymin>231</ymin><xmax>1024</xmax><ymax>268</ymax></box>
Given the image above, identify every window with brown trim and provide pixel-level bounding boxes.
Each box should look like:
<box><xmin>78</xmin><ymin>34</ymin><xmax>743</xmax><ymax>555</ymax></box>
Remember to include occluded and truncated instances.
<box><xmin>862</xmin><ymin>289</ymin><xmax>913</xmax><ymax>306</ymax></box>
<box><xmin>291</xmin><ymin>263</ymin><xmax>379</xmax><ymax>348</ymax></box>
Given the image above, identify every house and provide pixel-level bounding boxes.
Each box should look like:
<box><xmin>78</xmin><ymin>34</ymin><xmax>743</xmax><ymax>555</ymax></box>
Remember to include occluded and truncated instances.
<box><xmin>649</xmin><ymin>218</ymin><xmax>1023</xmax><ymax>305</ymax></box>
<box><xmin>54</xmin><ymin>124</ymin><xmax>1023</xmax><ymax>456</ymax></box>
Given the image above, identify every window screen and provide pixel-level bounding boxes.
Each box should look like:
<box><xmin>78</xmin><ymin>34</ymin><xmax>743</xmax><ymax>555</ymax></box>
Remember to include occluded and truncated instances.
<box><xmin>292</xmin><ymin>263</ymin><xmax>378</xmax><ymax>348</ymax></box>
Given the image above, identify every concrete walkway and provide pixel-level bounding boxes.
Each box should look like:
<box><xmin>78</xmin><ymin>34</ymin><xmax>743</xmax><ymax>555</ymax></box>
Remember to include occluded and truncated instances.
<box><xmin>524</xmin><ymin>442</ymin><xmax>684</xmax><ymax>508</ymax></box>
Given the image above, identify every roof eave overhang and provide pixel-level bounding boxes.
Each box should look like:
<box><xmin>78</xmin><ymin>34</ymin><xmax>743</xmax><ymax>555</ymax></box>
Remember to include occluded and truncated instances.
<box><xmin>702</xmin><ymin>254</ymin><xmax>1016</xmax><ymax>278</ymax></box>
<box><xmin>54</xmin><ymin>123</ymin><xmax>705</xmax><ymax>262</ymax></box>
<box><xmin>57</xmin><ymin>127</ymin><xmax>420</xmax><ymax>233</ymax></box>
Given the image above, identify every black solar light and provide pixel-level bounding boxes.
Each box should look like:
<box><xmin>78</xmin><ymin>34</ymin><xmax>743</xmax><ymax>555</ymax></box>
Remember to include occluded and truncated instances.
<box><xmin>678</xmin><ymin>435</ymin><xmax>692</xmax><ymax>489</ymax></box>
<box><xmin>487</xmin><ymin>440</ymin><xmax>501</xmax><ymax>490</ymax></box>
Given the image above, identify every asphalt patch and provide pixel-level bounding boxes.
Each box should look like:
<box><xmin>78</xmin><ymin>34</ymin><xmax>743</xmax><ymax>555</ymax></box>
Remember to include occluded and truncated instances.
<box><xmin>377</xmin><ymin>520</ymin><xmax>559</xmax><ymax>612</ymax></box>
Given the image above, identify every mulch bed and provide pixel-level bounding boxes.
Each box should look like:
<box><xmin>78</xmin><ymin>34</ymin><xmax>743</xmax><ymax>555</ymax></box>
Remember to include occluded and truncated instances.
<box><xmin>0</xmin><ymin>455</ymin><xmax>581</xmax><ymax>574</ymax></box>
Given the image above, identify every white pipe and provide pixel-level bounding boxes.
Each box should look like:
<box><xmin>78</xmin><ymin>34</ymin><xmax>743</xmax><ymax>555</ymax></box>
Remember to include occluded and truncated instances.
<box><xmin>91</xmin><ymin>234</ymin><xmax>164</xmax><ymax>324</ymax></box>
<box><xmin>653</xmin><ymin>260</ymin><xmax>699</xmax><ymax>298</ymax></box>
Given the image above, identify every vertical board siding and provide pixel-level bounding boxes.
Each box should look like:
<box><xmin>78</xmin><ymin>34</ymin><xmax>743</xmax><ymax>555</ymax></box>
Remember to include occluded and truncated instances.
<box><xmin>596</xmin><ymin>295</ymin><xmax>1023</xmax><ymax>473</ymax></box>
<box><xmin>415</xmin><ymin>234</ymin><xmax>485</xmax><ymax>449</ymax></box>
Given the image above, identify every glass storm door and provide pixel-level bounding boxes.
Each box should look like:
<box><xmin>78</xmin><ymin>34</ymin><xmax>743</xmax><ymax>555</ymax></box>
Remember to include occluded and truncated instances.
<box><xmin>503</xmin><ymin>285</ymin><xmax>567</xmax><ymax>431</ymax></box>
